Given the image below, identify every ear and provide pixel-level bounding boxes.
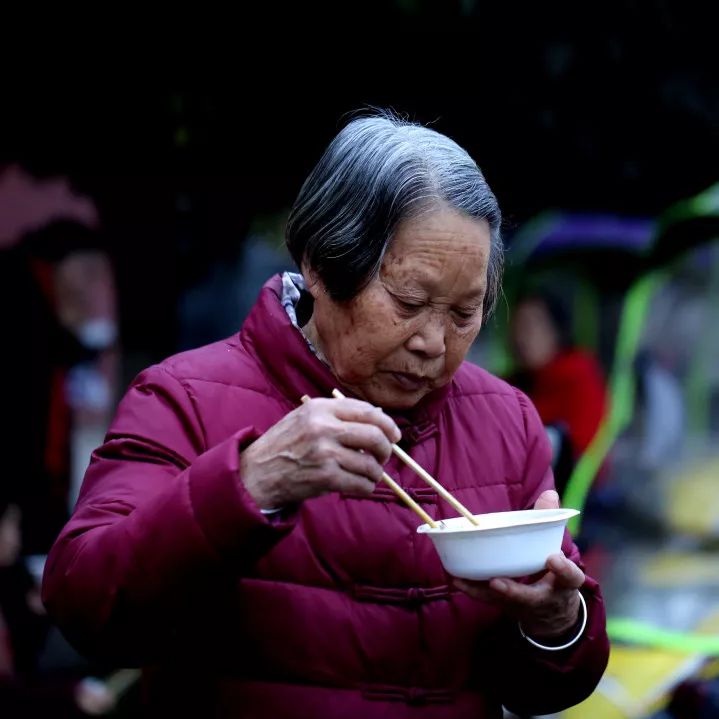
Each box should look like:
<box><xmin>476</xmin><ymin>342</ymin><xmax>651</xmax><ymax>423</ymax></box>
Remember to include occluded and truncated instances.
<box><xmin>301</xmin><ymin>263</ymin><xmax>324</xmax><ymax>300</ymax></box>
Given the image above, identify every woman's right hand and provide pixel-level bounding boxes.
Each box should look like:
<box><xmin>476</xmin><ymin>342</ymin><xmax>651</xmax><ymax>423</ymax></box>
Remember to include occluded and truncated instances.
<box><xmin>240</xmin><ymin>397</ymin><xmax>401</xmax><ymax>509</ymax></box>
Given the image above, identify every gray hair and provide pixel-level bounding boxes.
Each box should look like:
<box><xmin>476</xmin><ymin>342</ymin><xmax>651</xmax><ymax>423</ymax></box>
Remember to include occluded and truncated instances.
<box><xmin>286</xmin><ymin>111</ymin><xmax>503</xmax><ymax>319</ymax></box>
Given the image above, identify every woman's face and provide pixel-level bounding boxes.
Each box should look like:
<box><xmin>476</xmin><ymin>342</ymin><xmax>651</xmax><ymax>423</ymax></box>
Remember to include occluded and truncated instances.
<box><xmin>304</xmin><ymin>208</ymin><xmax>491</xmax><ymax>410</ymax></box>
<box><xmin>510</xmin><ymin>299</ymin><xmax>560</xmax><ymax>370</ymax></box>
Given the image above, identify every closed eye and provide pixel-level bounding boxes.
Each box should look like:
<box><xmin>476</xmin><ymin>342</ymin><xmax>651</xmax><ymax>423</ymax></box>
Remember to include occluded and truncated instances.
<box><xmin>391</xmin><ymin>294</ymin><xmax>425</xmax><ymax>315</ymax></box>
<box><xmin>452</xmin><ymin>306</ymin><xmax>480</xmax><ymax>324</ymax></box>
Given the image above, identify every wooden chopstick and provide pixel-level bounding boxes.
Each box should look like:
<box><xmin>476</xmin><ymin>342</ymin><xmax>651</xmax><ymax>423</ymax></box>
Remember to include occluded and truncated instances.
<box><xmin>331</xmin><ymin>388</ymin><xmax>480</xmax><ymax>526</ymax></box>
<box><xmin>300</xmin><ymin>395</ymin><xmax>438</xmax><ymax>528</ymax></box>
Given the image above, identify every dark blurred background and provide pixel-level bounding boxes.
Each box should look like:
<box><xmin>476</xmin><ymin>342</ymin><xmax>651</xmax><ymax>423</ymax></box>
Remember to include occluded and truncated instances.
<box><xmin>3</xmin><ymin>1</ymin><xmax>717</xmax><ymax>371</ymax></box>
<box><xmin>2</xmin><ymin>5</ymin><xmax>719</xmax><ymax>716</ymax></box>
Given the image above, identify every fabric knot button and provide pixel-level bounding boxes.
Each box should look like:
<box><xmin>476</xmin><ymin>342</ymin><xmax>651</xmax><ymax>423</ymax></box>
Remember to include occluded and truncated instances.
<box><xmin>406</xmin><ymin>587</ymin><xmax>421</xmax><ymax>603</ymax></box>
<box><xmin>401</xmin><ymin>419</ymin><xmax>438</xmax><ymax>445</ymax></box>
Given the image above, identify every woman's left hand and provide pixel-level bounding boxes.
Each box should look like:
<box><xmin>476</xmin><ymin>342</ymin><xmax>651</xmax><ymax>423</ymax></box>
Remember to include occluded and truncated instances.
<box><xmin>454</xmin><ymin>490</ymin><xmax>584</xmax><ymax>639</ymax></box>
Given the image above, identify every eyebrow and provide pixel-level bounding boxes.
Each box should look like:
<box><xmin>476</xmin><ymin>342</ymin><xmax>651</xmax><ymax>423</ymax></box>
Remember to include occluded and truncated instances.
<box><xmin>456</xmin><ymin>287</ymin><xmax>486</xmax><ymax>303</ymax></box>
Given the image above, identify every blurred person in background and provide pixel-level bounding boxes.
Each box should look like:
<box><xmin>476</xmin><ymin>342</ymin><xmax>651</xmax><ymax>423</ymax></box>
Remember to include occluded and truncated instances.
<box><xmin>0</xmin><ymin>220</ymin><xmax>119</xmax><ymax>554</ymax></box>
<box><xmin>509</xmin><ymin>291</ymin><xmax>609</xmax><ymax>493</ymax></box>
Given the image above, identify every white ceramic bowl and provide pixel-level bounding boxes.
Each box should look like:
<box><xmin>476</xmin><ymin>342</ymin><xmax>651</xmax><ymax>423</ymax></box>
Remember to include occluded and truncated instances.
<box><xmin>417</xmin><ymin>508</ymin><xmax>580</xmax><ymax>580</ymax></box>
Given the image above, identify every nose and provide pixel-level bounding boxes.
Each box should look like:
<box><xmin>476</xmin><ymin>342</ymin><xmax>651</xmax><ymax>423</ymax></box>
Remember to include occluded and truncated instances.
<box><xmin>405</xmin><ymin>312</ymin><xmax>446</xmax><ymax>359</ymax></box>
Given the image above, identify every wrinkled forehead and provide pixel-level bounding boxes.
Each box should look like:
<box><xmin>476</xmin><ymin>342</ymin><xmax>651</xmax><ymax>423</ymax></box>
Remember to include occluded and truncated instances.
<box><xmin>381</xmin><ymin>210</ymin><xmax>490</xmax><ymax>294</ymax></box>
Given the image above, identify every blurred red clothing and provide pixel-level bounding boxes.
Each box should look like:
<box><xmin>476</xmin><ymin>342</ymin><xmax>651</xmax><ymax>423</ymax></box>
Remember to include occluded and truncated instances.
<box><xmin>517</xmin><ymin>349</ymin><xmax>608</xmax><ymax>457</ymax></box>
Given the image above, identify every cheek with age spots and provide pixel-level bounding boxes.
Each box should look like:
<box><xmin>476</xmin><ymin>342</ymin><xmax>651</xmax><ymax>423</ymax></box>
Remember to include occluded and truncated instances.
<box><xmin>332</xmin><ymin>295</ymin><xmax>408</xmax><ymax>373</ymax></box>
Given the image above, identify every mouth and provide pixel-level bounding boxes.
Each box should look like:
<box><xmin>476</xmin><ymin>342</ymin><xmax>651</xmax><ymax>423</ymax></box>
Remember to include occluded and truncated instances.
<box><xmin>388</xmin><ymin>371</ymin><xmax>430</xmax><ymax>392</ymax></box>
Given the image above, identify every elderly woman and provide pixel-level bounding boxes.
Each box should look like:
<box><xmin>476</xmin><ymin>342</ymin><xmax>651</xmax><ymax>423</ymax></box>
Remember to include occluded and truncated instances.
<box><xmin>43</xmin><ymin>114</ymin><xmax>609</xmax><ymax>718</ymax></box>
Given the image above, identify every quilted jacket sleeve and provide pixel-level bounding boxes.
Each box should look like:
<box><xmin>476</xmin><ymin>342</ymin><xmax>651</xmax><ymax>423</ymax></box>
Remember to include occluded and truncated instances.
<box><xmin>42</xmin><ymin>365</ymin><xmax>295</xmax><ymax>665</ymax></box>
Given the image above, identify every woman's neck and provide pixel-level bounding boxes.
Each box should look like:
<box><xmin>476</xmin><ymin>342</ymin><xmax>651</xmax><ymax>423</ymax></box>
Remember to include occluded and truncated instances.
<box><xmin>301</xmin><ymin>316</ymin><xmax>329</xmax><ymax>365</ymax></box>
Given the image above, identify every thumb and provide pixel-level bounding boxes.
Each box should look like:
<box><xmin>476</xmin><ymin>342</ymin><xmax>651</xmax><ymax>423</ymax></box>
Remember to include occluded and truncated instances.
<box><xmin>534</xmin><ymin>489</ymin><xmax>560</xmax><ymax>510</ymax></box>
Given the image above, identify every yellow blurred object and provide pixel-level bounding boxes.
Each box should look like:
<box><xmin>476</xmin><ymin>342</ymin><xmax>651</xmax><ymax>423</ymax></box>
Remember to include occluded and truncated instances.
<box><xmin>665</xmin><ymin>458</ymin><xmax>719</xmax><ymax>537</ymax></box>
<box><xmin>698</xmin><ymin>658</ymin><xmax>719</xmax><ymax>681</ymax></box>
<box><xmin>640</xmin><ymin>552</ymin><xmax>719</xmax><ymax>587</ymax></box>
<box><xmin>562</xmin><ymin>646</ymin><xmax>704</xmax><ymax>718</ymax></box>
<box><xmin>560</xmin><ymin>610</ymin><xmax>719</xmax><ymax>718</ymax></box>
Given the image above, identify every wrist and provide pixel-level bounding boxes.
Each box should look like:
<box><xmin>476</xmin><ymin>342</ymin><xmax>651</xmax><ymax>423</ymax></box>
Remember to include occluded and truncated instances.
<box><xmin>520</xmin><ymin>591</ymin><xmax>582</xmax><ymax>639</ymax></box>
<box><xmin>519</xmin><ymin>591</ymin><xmax>587</xmax><ymax>652</ymax></box>
<box><xmin>239</xmin><ymin>446</ymin><xmax>280</xmax><ymax>510</ymax></box>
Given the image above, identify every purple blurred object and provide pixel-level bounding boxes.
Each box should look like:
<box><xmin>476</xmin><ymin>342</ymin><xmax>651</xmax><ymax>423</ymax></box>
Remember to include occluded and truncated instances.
<box><xmin>512</xmin><ymin>212</ymin><xmax>656</xmax><ymax>264</ymax></box>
